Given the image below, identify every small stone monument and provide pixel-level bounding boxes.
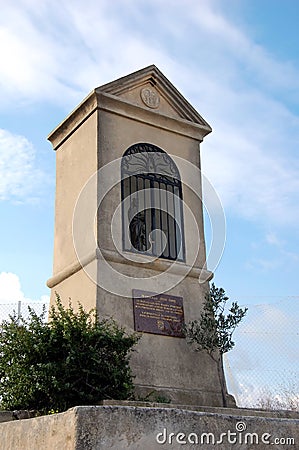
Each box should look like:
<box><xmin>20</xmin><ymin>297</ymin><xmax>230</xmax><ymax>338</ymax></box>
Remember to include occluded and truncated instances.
<box><xmin>47</xmin><ymin>65</ymin><xmax>226</xmax><ymax>406</ymax></box>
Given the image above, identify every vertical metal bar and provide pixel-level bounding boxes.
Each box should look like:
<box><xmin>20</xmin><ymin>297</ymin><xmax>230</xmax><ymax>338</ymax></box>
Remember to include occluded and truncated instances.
<box><xmin>172</xmin><ymin>184</ymin><xmax>178</xmax><ymax>259</ymax></box>
<box><xmin>167</xmin><ymin>184</ymin><xmax>175</xmax><ymax>259</ymax></box>
<box><xmin>159</xmin><ymin>181</ymin><xmax>163</xmax><ymax>256</ymax></box>
<box><xmin>153</xmin><ymin>180</ymin><xmax>160</xmax><ymax>256</ymax></box>
<box><xmin>166</xmin><ymin>183</ymin><xmax>171</xmax><ymax>259</ymax></box>
<box><xmin>143</xmin><ymin>176</ymin><xmax>146</xmax><ymax>252</ymax></box>
<box><xmin>121</xmin><ymin>171</ymin><xmax>124</xmax><ymax>250</ymax></box>
<box><xmin>125</xmin><ymin>176</ymin><xmax>130</xmax><ymax>251</ymax></box>
<box><xmin>160</xmin><ymin>180</ymin><xmax>165</xmax><ymax>257</ymax></box>
<box><xmin>125</xmin><ymin>176</ymin><xmax>133</xmax><ymax>250</ymax></box>
<box><xmin>173</xmin><ymin>185</ymin><xmax>181</xmax><ymax>260</ymax></box>
<box><xmin>179</xmin><ymin>184</ymin><xmax>185</xmax><ymax>261</ymax></box>
<box><xmin>129</xmin><ymin>176</ymin><xmax>134</xmax><ymax>251</ymax></box>
<box><xmin>150</xmin><ymin>179</ymin><xmax>155</xmax><ymax>256</ymax></box>
<box><xmin>17</xmin><ymin>300</ymin><xmax>21</xmax><ymax>324</ymax></box>
<box><xmin>160</xmin><ymin>182</ymin><xmax>169</xmax><ymax>259</ymax></box>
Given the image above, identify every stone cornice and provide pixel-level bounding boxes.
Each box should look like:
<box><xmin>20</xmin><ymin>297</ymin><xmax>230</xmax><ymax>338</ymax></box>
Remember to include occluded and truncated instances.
<box><xmin>46</xmin><ymin>248</ymin><xmax>213</xmax><ymax>288</ymax></box>
<box><xmin>48</xmin><ymin>92</ymin><xmax>211</xmax><ymax>151</ymax></box>
<box><xmin>47</xmin><ymin>90</ymin><xmax>98</xmax><ymax>150</ymax></box>
<box><xmin>48</xmin><ymin>65</ymin><xmax>212</xmax><ymax>151</ymax></box>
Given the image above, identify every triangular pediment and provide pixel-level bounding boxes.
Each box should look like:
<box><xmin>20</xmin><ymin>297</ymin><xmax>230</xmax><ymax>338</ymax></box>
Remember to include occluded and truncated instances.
<box><xmin>96</xmin><ymin>65</ymin><xmax>211</xmax><ymax>133</ymax></box>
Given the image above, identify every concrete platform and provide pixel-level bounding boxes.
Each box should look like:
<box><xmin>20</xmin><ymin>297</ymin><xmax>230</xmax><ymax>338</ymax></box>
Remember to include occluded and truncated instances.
<box><xmin>0</xmin><ymin>402</ymin><xmax>298</xmax><ymax>449</ymax></box>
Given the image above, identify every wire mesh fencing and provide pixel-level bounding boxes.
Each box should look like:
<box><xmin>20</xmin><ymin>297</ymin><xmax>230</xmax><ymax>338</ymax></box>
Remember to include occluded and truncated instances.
<box><xmin>224</xmin><ymin>297</ymin><xmax>299</xmax><ymax>410</ymax></box>
<box><xmin>0</xmin><ymin>300</ymin><xmax>49</xmax><ymax>324</ymax></box>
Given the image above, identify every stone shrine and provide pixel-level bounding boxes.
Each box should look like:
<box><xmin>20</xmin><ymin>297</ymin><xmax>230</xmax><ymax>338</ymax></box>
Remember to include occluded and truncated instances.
<box><xmin>47</xmin><ymin>65</ymin><xmax>226</xmax><ymax>406</ymax></box>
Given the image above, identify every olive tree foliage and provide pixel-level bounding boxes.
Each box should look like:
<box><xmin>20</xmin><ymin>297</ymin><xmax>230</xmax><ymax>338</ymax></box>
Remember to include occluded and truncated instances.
<box><xmin>184</xmin><ymin>283</ymin><xmax>248</xmax><ymax>406</ymax></box>
<box><xmin>185</xmin><ymin>284</ymin><xmax>248</xmax><ymax>356</ymax></box>
<box><xmin>0</xmin><ymin>296</ymin><xmax>139</xmax><ymax>413</ymax></box>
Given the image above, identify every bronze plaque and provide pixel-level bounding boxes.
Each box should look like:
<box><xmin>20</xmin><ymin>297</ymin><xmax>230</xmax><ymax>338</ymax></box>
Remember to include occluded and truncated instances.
<box><xmin>132</xmin><ymin>289</ymin><xmax>184</xmax><ymax>338</ymax></box>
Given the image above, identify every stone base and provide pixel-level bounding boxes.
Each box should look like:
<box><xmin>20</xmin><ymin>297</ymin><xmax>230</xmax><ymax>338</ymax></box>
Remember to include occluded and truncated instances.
<box><xmin>0</xmin><ymin>403</ymin><xmax>298</xmax><ymax>449</ymax></box>
<box><xmin>132</xmin><ymin>384</ymin><xmax>230</xmax><ymax>408</ymax></box>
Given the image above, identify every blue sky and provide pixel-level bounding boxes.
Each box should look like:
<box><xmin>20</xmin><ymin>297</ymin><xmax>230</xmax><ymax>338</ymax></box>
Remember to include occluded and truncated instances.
<box><xmin>0</xmin><ymin>1</ymin><xmax>298</xmax><ymax>322</ymax></box>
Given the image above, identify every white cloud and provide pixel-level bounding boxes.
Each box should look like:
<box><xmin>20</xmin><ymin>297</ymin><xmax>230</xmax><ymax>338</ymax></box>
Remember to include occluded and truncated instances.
<box><xmin>0</xmin><ymin>0</ymin><xmax>174</xmax><ymax>109</ymax></box>
<box><xmin>201</xmin><ymin>95</ymin><xmax>299</xmax><ymax>226</ymax></box>
<box><xmin>265</xmin><ymin>232</ymin><xmax>283</xmax><ymax>247</ymax></box>
<box><xmin>228</xmin><ymin>300</ymin><xmax>299</xmax><ymax>371</ymax></box>
<box><xmin>0</xmin><ymin>128</ymin><xmax>46</xmax><ymax>202</ymax></box>
<box><xmin>0</xmin><ymin>272</ymin><xmax>24</xmax><ymax>302</ymax></box>
<box><xmin>246</xmin><ymin>232</ymin><xmax>299</xmax><ymax>273</ymax></box>
<box><xmin>0</xmin><ymin>271</ymin><xmax>49</xmax><ymax>303</ymax></box>
<box><xmin>1</xmin><ymin>0</ymin><xmax>299</xmax><ymax>107</ymax></box>
<box><xmin>0</xmin><ymin>272</ymin><xmax>49</xmax><ymax>322</ymax></box>
<box><xmin>188</xmin><ymin>0</ymin><xmax>299</xmax><ymax>95</ymax></box>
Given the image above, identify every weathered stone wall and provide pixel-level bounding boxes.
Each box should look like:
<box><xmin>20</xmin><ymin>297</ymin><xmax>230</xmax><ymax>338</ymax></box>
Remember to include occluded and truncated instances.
<box><xmin>0</xmin><ymin>404</ymin><xmax>298</xmax><ymax>450</ymax></box>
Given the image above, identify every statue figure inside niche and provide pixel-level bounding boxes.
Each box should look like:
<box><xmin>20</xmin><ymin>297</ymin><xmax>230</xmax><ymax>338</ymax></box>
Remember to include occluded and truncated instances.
<box><xmin>128</xmin><ymin>197</ymin><xmax>147</xmax><ymax>251</ymax></box>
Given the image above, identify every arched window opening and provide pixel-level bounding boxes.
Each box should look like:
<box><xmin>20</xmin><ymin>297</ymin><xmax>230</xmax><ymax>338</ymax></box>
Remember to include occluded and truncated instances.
<box><xmin>121</xmin><ymin>143</ymin><xmax>185</xmax><ymax>261</ymax></box>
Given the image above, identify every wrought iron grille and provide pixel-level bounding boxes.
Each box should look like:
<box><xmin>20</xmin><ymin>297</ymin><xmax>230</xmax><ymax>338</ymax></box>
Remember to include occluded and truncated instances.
<box><xmin>121</xmin><ymin>143</ymin><xmax>185</xmax><ymax>261</ymax></box>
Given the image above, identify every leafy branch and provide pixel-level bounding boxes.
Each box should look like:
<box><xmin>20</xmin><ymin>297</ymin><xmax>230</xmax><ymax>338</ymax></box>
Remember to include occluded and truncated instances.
<box><xmin>184</xmin><ymin>283</ymin><xmax>247</xmax><ymax>406</ymax></box>
<box><xmin>185</xmin><ymin>283</ymin><xmax>247</xmax><ymax>358</ymax></box>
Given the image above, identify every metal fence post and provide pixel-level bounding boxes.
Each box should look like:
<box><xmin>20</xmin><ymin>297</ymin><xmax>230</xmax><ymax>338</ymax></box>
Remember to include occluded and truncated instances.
<box><xmin>17</xmin><ymin>300</ymin><xmax>21</xmax><ymax>324</ymax></box>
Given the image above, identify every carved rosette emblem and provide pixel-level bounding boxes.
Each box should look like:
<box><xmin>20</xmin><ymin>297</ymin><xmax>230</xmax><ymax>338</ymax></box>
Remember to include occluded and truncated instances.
<box><xmin>140</xmin><ymin>87</ymin><xmax>160</xmax><ymax>109</ymax></box>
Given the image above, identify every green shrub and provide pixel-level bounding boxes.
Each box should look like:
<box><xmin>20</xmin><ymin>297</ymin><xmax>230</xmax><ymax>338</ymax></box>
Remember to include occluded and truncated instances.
<box><xmin>0</xmin><ymin>296</ymin><xmax>139</xmax><ymax>413</ymax></box>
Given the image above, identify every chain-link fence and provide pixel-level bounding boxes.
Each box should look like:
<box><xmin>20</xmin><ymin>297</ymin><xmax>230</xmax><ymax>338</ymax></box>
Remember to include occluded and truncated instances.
<box><xmin>225</xmin><ymin>297</ymin><xmax>299</xmax><ymax>410</ymax></box>
<box><xmin>0</xmin><ymin>300</ymin><xmax>49</xmax><ymax>324</ymax></box>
